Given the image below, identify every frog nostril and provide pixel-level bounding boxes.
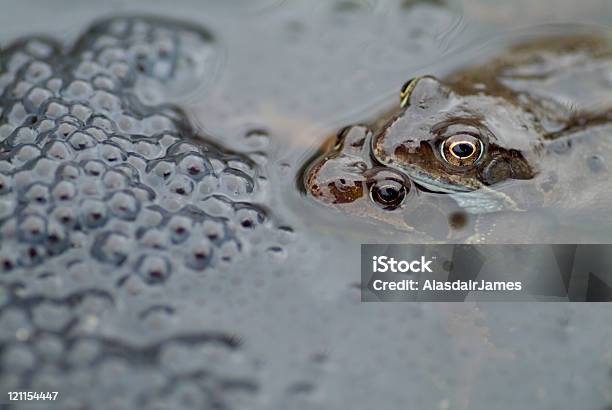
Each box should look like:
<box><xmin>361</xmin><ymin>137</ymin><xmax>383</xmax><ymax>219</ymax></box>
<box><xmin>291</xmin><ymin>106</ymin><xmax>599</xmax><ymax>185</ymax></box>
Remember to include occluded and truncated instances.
<box><xmin>401</xmin><ymin>138</ymin><xmax>421</xmax><ymax>149</ymax></box>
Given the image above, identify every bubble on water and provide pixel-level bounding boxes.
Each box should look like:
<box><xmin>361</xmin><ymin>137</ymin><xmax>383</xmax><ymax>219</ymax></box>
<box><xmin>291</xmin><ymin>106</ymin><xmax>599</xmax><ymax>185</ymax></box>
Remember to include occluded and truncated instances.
<box><xmin>586</xmin><ymin>154</ymin><xmax>606</xmax><ymax>173</ymax></box>
<box><xmin>242</xmin><ymin>128</ymin><xmax>271</xmax><ymax>150</ymax></box>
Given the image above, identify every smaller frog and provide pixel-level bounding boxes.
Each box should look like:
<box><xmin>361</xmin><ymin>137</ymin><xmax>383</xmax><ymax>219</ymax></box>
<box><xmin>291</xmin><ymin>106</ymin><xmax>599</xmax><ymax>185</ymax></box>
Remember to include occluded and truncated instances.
<box><xmin>304</xmin><ymin>34</ymin><xmax>612</xmax><ymax>224</ymax></box>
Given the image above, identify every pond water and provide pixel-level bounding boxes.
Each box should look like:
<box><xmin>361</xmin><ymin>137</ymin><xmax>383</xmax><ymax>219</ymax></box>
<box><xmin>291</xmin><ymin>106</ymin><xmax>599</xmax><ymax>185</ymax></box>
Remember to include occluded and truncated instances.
<box><xmin>0</xmin><ymin>1</ymin><xmax>611</xmax><ymax>409</ymax></box>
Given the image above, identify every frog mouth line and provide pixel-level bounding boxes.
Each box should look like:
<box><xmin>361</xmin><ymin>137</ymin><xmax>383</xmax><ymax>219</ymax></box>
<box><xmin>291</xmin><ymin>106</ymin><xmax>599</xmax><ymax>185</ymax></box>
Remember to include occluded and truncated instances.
<box><xmin>408</xmin><ymin>172</ymin><xmax>473</xmax><ymax>194</ymax></box>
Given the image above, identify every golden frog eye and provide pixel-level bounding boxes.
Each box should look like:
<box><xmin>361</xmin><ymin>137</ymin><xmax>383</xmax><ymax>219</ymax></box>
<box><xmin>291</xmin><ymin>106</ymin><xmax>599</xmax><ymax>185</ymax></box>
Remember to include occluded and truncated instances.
<box><xmin>399</xmin><ymin>77</ymin><xmax>420</xmax><ymax>108</ymax></box>
<box><xmin>440</xmin><ymin>134</ymin><xmax>484</xmax><ymax>167</ymax></box>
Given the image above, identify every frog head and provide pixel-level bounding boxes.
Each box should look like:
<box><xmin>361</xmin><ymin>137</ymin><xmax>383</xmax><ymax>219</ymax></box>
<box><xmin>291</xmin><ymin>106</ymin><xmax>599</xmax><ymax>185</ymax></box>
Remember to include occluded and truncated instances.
<box><xmin>372</xmin><ymin>75</ymin><xmax>538</xmax><ymax>194</ymax></box>
<box><xmin>303</xmin><ymin>125</ymin><xmax>462</xmax><ymax>236</ymax></box>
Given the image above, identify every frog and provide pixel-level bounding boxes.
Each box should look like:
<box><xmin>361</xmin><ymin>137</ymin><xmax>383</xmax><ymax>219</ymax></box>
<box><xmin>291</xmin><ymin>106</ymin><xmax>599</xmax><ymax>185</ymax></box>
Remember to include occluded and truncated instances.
<box><xmin>303</xmin><ymin>33</ymin><xmax>612</xmax><ymax>235</ymax></box>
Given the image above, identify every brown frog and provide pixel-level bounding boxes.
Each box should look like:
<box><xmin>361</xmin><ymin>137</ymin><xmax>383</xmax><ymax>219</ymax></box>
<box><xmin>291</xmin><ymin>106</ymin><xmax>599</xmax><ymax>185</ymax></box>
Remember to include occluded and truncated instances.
<box><xmin>304</xmin><ymin>33</ymin><xmax>612</xmax><ymax>236</ymax></box>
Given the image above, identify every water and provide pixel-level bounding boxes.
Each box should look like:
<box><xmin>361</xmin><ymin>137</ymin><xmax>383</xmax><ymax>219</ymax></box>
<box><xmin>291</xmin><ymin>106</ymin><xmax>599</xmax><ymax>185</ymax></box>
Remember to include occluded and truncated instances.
<box><xmin>0</xmin><ymin>1</ymin><xmax>611</xmax><ymax>409</ymax></box>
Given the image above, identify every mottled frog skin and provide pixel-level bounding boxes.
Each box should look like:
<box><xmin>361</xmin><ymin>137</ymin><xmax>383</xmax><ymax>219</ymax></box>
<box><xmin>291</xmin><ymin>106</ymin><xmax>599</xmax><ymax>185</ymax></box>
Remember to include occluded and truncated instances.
<box><xmin>305</xmin><ymin>34</ymin><xmax>612</xmax><ymax>223</ymax></box>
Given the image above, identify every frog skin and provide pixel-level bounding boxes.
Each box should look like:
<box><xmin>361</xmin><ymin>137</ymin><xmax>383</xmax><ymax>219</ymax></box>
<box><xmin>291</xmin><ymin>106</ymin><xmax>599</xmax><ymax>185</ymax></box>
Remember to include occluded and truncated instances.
<box><xmin>304</xmin><ymin>34</ymin><xmax>612</xmax><ymax>219</ymax></box>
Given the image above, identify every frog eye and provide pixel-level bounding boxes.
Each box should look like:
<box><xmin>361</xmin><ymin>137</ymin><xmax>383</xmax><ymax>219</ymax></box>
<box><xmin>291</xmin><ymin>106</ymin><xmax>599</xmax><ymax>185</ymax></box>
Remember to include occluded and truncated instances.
<box><xmin>369</xmin><ymin>178</ymin><xmax>407</xmax><ymax>210</ymax></box>
<box><xmin>440</xmin><ymin>134</ymin><xmax>484</xmax><ymax>167</ymax></box>
<box><xmin>399</xmin><ymin>77</ymin><xmax>420</xmax><ymax>108</ymax></box>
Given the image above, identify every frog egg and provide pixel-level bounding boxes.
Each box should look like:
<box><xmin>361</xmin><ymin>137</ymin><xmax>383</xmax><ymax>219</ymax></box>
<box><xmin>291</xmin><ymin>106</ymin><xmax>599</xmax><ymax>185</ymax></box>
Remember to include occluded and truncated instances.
<box><xmin>136</xmin><ymin>254</ymin><xmax>172</xmax><ymax>284</ymax></box>
<box><xmin>116</xmin><ymin>114</ymin><xmax>142</xmax><ymax>134</ymax></box>
<box><xmin>91</xmin><ymin>231</ymin><xmax>129</xmax><ymax>265</ymax></box>
<box><xmin>6</xmin><ymin>51</ymin><xmax>31</xmax><ymax>73</ymax></box>
<box><xmin>35</xmin><ymin>119</ymin><xmax>55</xmax><ymax>134</ymax></box>
<box><xmin>197</xmin><ymin>174</ymin><xmax>220</xmax><ymax>195</ymax></box>
<box><xmin>208</xmin><ymin>155</ymin><xmax>225</xmax><ymax>175</ymax></box>
<box><xmin>202</xmin><ymin>220</ymin><xmax>225</xmax><ymax>243</ymax></box>
<box><xmin>149</xmin><ymin>160</ymin><xmax>175</xmax><ymax>181</ymax></box>
<box><xmin>0</xmin><ymin>307</ymin><xmax>33</xmax><ymax>338</ymax></box>
<box><xmin>219</xmin><ymin>240</ymin><xmax>240</xmax><ymax>262</ymax></box>
<box><xmin>43</xmin><ymin>140</ymin><xmax>74</xmax><ymax>161</ymax></box>
<box><xmin>91</xmin><ymin>74</ymin><xmax>116</xmax><ymax>92</ymax></box>
<box><xmin>109</xmin><ymin>191</ymin><xmax>140</xmax><ymax>220</ymax></box>
<box><xmin>2</xmin><ymin>345</ymin><xmax>35</xmax><ymax>373</ymax></box>
<box><xmin>13</xmin><ymin>170</ymin><xmax>37</xmax><ymax>191</ymax></box>
<box><xmin>20</xmin><ymin>244</ymin><xmax>45</xmax><ymax>267</ymax></box>
<box><xmin>7</xmin><ymin>103</ymin><xmax>28</xmax><ymax>126</ymax></box>
<box><xmin>235</xmin><ymin>206</ymin><xmax>266</xmax><ymax>230</ymax></box>
<box><xmin>74</xmin><ymin>61</ymin><xmax>103</xmax><ymax>80</ymax></box>
<box><xmin>142</xmin><ymin>114</ymin><xmax>175</xmax><ymax>135</ymax></box>
<box><xmin>98</xmin><ymin>142</ymin><xmax>125</xmax><ymax>164</ymax></box>
<box><xmin>184</xmin><ymin>238</ymin><xmax>213</xmax><ymax>271</ymax></box>
<box><xmin>33</xmin><ymin>302</ymin><xmax>74</xmax><ymax>333</ymax></box>
<box><xmin>41</xmin><ymin>100</ymin><xmax>70</xmax><ymax>119</ymax></box>
<box><xmin>167</xmin><ymin>215</ymin><xmax>192</xmax><ymax>244</ymax></box>
<box><xmin>25</xmin><ymin>87</ymin><xmax>53</xmax><ymax>112</ymax></box>
<box><xmin>55</xmin><ymin>163</ymin><xmax>81</xmax><ymax>181</ymax></box>
<box><xmin>88</xmin><ymin>114</ymin><xmax>118</xmax><ymax>133</ymax></box>
<box><xmin>22</xmin><ymin>183</ymin><xmax>50</xmax><ymax>205</ymax></box>
<box><xmin>90</xmin><ymin>90</ymin><xmax>122</xmax><ymax>114</ymax></box>
<box><xmin>31</xmin><ymin>158</ymin><xmax>59</xmax><ymax>181</ymax></box>
<box><xmin>162</xmin><ymin>383</ymin><xmax>209</xmax><ymax>410</ymax></box>
<box><xmin>68</xmin><ymin>131</ymin><xmax>97</xmax><ymax>150</ymax></box>
<box><xmin>133</xmin><ymin>140</ymin><xmax>163</xmax><ymax>160</ymax></box>
<box><xmin>139</xmin><ymin>228</ymin><xmax>167</xmax><ymax>250</ymax></box>
<box><xmin>9</xmin><ymin>81</ymin><xmax>32</xmax><ymax>99</ymax></box>
<box><xmin>83</xmin><ymin>159</ymin><xmax>107</xmax><ymax>177</ymax></box>
<box><xmin>51</xmin><ymin>180</ymin><xmax>78</xmax><ymax>202</ymax></box>
<box><xmin>200</xmin><ymin>196</ymin><xmax>233</xmax><ymax>218</ymax></box>
<box><xmin>67</xmin><ymin>339</ymin><xmax>101</xmax><ymax>367</ymax></box>
<box><xmin>52</xmin><ymin>121</ymin><xmax>78</xmax><ymax>139</ymax></box>
<box><xmin>33</xmin><ymin>334</ymin><xmax>64</xmax><ymax>363</ymax></box>
<box><xmin>117</xmin><ymin>161</ymin><xmax>142</xmax><ymax>180</ymax></box>
<box><xmin>0</xmin><ymin>201</ymin><xmax>12</xmax><ymax>221</ymax></box>
<box><xmin>46</xmin><ymin>78</ymin><xmax>63</xmax><ymax>94</ymax></box>
<box><xmin>24</xmin><ymin>61</ymin><xmax>53</xmax><ymax>83</ymax></box>
<box><xmin>178</xmin><ymin>153</ymin><xmax>211</xmax><ymax>180</ymax></box>
<box><xmin>63</xmin><ymin>80</ymin><xmax>95</xmax><ymax>102</ymax></box>
<box><xmin>102</xmin><ymin>169</ymin><xmax>129</xmax><ymax>190</ymax></box>
<box><xmin>0</xmin><ymin>124</ymin><xmax>15</xmax><ymax>141</ymax></box>
<box><xmin>0</xmin><ymin>174</ymin><xmax>12</xmax><ymax>195</ymax></box>
<box><xmin>83</xmin><ymin>126</ymin><xmax>109</xmax><ymax>143</ymax></box>
<box><xmin>7</xmin><ymin>126</ymin><xmax>37</xmax><ymax>146</ymax></box>
<box><xmin>219</xmin><ymin>169</ymin><xmax>254</xmax><ymax>196</ymax></box>
<box><xmin>70</xmin><ymin>104</ymin><xmax>93</xmax><ymax>123</ymax></box>
<box><xmin>166</xmin><ymin>141</ymin><xmax>200</xmax><ymax>156</ymax></box>
<box><xmin>0</xmin><ymin>17</ymin><xmax>277</xmax><ymax>404</ymax></box>
<box><xmin>17</xmin><ymin>214</ymin><xmax>47</xmax><ymax>243</ymax></box>
<box><xmin>158</xmin><ymin>133</ymin><xmax>180</xmax><ymax>150</ymax></box>
<box><xmin>24</xmin><ymin>39</ymin><xmax>54</xmax><ymax>59</ymax></box>
<box><xmin>167</xmin><ymin>174</ymin><xmax>194</xmax><ymax>196</ymax></box>
<box><xmin>12</xmin><ymin>144</ymin><xmax>41</xmax><ymax>164</ymax></box>
<box><xmin>79</xmin><ymin>199</ymin><xmax>108</xmax><ymax>229</ymax></box>
<box><xmin>0</xmin><ymin>76</ymin><xmax>12</xmax><ymax>96</ymax></box>
<box><xmin>134</xmin><ymin>189</ymin><xmax>157</xmax><ymax>209</ymax></box>
<box><xmin>46</xmin><ymin>221</ymin><xmax>69</xmax><ymax>255</ymax></box>
<box><xmin>56</xmin><ymin>114</ymin><xmax>82</xmax><ymax>127</ymax></box>
<box><xmin>51</xmin><ymin>205</ymin><xmax>78</xmax><ymax>229</ymax></box>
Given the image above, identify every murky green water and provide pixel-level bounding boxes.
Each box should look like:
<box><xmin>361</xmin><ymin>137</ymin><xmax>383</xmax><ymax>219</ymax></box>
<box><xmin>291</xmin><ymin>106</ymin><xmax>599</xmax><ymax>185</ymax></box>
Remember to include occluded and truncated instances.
<box><xmin>0</xmin><ymin>1</ymin><xmax>611</xmax><ymax>409</ymax></box>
